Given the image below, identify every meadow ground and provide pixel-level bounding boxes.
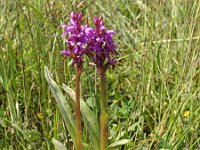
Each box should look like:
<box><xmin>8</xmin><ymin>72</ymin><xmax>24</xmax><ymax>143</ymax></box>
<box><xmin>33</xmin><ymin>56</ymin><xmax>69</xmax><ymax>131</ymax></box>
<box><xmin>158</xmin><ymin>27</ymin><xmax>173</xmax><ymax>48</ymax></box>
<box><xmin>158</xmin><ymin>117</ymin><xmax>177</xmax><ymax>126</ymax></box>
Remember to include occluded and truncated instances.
<box><xmin>0</xmin><ymin>0</ymin><xmax>200</xmax><ymax>149</ymax></box>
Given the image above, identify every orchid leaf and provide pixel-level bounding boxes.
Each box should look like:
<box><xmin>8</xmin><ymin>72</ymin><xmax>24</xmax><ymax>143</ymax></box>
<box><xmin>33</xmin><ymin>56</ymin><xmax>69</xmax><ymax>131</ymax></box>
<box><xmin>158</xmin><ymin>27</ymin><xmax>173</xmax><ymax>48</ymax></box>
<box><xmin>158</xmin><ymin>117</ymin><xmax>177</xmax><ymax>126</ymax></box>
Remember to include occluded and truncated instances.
<box><xmin>62</xmin><ymin>84</ymin><xmax>100</xmax><ymax>150</ymax></box>
<box><xmin>44</xmin><ymin>67</ymin><xmax>77</xmax><ymax>146</ymax></box>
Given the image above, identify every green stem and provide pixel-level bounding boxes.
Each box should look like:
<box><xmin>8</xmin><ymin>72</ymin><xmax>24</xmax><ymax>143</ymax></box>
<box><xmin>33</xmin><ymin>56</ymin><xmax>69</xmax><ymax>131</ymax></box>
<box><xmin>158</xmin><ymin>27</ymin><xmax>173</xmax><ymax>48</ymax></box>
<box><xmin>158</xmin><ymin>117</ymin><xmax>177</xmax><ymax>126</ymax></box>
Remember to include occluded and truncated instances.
<box><xmin>98</xmin><ymin>68</ymin><xmax>108</xmax><ymax>150</ymax></box>
<box><xmin>75</xmin><ymin>65</ymin><xmax>82</xmax><ymax>150</ymax></box>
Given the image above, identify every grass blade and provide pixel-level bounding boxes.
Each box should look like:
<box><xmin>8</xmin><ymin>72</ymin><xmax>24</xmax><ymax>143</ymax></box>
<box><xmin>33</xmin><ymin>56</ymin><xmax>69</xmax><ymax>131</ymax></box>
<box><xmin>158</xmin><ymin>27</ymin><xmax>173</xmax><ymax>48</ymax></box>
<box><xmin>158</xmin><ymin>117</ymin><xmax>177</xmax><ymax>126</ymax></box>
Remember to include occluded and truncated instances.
<box><xmin>106</xmin><ymin>139</ymin><xmax>130</xmax><ymax>149</ymax></box>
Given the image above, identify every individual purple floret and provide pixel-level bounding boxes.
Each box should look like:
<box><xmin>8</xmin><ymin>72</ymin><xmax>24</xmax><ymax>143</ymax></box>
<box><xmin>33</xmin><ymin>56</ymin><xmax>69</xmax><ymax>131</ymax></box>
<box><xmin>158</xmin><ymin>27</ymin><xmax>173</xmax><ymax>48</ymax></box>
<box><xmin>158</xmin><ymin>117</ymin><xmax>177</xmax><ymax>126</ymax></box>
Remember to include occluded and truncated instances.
<box><xmin>61</xmin><ymin>12</ymin><xmax>89</xmax><ymax>65</ymax></box>
<box><xmin>86</xmin><ymin>16</ymin><xmax>117</xmax><ymax>69</ymax></box>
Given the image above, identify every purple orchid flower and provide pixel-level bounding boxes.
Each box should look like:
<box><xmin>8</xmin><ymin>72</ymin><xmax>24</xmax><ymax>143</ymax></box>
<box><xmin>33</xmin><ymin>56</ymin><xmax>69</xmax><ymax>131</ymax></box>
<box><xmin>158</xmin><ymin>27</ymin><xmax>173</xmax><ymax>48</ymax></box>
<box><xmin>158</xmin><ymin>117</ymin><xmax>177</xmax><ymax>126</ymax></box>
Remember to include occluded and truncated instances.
<box><xmin>61</xmin><ymin>12</ymin><xmax>89</xmax><ymax>65</ymax></box>
<box><xmin>61</xmin><ymin>13</ymin><xmax>117</xmax><ymax>69</ymax></box>
<box><xmin>86</xmin><ymin>16</ymin><xmax>117</xmax><ymax>69</ymax></box>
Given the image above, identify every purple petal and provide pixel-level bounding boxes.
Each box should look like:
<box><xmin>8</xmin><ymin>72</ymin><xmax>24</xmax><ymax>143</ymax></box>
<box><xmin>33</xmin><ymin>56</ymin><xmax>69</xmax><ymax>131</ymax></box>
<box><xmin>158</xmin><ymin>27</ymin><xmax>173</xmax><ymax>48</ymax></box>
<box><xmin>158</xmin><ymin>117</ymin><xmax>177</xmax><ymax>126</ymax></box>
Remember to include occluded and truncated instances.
<box><xmin>107</xmin><ymin>30</ymin><xmax>116</xmax><ymax>36</ymax></box>
<box><xmin>100</xmin><ymin>26</ymin><xmax>105</xmax><ymax>31</ymax></box>
<box><xmin>81</xmin><ymin>24</ymin><xmax>88</xmax><ymax>30</ymax></box>
<box><xmin>71</xmin><ymin>12</ymin><xmax>75</xmax><ymax>18</ymax></box>
<box><xmin>77</xmin><ymin>12</ymin><xmax>82</xmax><ymax>20</ymax></box>
<box><xmin>60</xmin><ymin>50</ymin><xmax>70</xmax><ymax>56</ymax></box>
<box><xmin>77</xmin><ymin>42</ymin><xmax>82</xmax><ymax>46</ymax></box>
<box><xmin>61</xmin><ymin>31</ymin><xmax>68</xmax><ymax>37</ymax></box>
<box><xmin>66</xmin><ymin>26</ymin><xmax>76</xmax><ymax>32</ymax></box>
<box><xmin>94</xmin><ymin>16</ymin><xmax>103</xmax><ymax>26</ymax></box>
<box><xmin>73</xmin><ymin>46</ymin><xmax>79</xmax><ymax>54</ymax></box>
<box><xmin>61</xmin><ymin>25</ymin><xmax>67</xmax><ymax>29</ymax></box>
<box><xmin>85</xmin><ymin>28</ymin><xmax>95</xmax><ymax>37</ymax></box>
<box><xmin>96</xmin><ymin>38</ymin><xmax>103</xmax><ymax>42</ymax></box>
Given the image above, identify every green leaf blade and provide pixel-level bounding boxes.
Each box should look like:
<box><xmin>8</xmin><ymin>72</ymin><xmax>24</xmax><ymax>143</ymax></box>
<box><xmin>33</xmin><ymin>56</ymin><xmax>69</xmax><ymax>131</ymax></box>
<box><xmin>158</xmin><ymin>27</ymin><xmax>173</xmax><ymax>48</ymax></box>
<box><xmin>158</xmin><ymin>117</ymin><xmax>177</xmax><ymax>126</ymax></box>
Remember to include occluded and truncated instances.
<box><xmin>62</xmin><ymin>84</ymin><xmax>100</xmax><ymax>150</ymax></box>
<box><xmin>44</xmin><ymin>67</ymin><xmax>76</xmax><ymax>146</ymax></box>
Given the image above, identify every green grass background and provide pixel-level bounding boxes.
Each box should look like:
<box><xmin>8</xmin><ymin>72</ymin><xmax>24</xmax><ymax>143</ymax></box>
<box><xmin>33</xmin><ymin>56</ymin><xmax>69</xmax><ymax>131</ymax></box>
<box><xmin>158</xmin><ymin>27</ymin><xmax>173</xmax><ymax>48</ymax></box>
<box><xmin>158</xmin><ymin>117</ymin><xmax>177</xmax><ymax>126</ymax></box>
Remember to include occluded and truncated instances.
<box><xmin>0</xmin><ymin>0</ymin><xmax>199</xmax><ymax>149</ymax></box>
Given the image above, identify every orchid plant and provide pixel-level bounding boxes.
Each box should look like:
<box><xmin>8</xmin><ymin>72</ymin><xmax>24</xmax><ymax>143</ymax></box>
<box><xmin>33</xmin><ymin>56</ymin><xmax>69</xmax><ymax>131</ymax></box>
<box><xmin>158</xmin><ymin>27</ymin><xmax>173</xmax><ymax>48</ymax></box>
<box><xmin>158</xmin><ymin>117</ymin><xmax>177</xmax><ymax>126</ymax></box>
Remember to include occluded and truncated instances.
<box><xmin>85</xmin><ymin>16</ymin><xmax>117</xmax><ymax>150</ymax></box>
<box><xmin>45</xmin><ymin>12</ymin><xmax>123</xmax><ymax>150</ymax></box>
<box><xmin>61</xmin><ymin>12</ymin><xmax>87</xmax><ymax>150</ymax></box>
